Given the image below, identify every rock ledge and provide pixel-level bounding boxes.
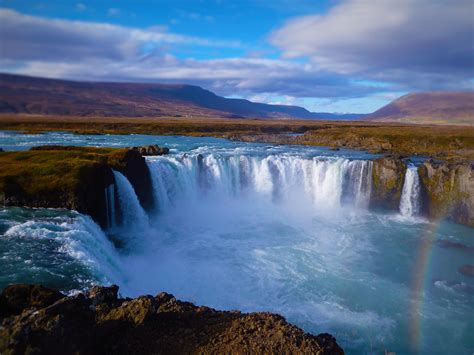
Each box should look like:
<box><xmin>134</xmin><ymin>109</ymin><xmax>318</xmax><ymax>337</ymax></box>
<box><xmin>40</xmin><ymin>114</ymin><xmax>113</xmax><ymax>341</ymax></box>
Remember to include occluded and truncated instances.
<box><xmin>0</xmin><ymin>284</ymin><xmax>344</xmax><ymax>354</ymax></box>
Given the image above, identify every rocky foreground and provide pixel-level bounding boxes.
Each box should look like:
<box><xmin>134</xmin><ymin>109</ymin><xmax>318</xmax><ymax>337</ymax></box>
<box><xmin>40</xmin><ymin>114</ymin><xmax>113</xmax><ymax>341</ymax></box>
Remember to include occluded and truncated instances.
<box><xmin>0</xmin><ymin>284</ymin><xmax>344</xmax><ymax>354</ymax></box>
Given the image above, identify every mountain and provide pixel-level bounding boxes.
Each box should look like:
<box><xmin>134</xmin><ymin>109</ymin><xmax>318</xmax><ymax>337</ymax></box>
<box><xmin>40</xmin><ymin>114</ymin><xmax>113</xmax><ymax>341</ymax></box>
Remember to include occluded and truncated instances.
<box><xmin>365</xmin><ymin>92</ymin><xmax>474</xmax><ymax>125</ymax></box>
<box><xmin>0</xmin><ymin>73</ymin><xmax>363</xmax><ymax>120</ymax></box>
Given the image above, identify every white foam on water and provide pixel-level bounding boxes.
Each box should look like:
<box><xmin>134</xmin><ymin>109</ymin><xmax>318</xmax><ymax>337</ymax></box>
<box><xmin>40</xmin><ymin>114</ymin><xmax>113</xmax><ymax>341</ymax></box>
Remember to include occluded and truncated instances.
<box><xmin>4</xmin><ymin>213</ymin><xmax>123</xmax><ymax>286</ymax></box>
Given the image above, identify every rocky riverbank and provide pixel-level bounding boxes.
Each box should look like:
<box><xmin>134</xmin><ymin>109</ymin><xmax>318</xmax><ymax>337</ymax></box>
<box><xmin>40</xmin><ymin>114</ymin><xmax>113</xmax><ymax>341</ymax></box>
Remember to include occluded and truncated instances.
<box><xmin>0</xmin><ymin>284</ymin><xmax>344</xmax><ymax>354</ymax></box>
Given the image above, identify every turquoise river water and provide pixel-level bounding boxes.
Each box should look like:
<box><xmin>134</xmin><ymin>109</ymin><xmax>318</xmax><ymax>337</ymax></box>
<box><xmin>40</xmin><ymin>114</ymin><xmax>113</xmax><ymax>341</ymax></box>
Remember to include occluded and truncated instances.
<box><xmin>0</xmin><ymin>131</ymin><xmax>473</xmax><ymax>354</ymax></box>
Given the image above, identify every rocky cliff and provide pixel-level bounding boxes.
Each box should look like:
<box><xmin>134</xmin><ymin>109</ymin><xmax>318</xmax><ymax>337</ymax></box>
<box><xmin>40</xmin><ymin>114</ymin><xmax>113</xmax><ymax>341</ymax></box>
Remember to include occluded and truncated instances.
<box><xmin>371</xmin><ymin>157</ymin><xmax>406</xmax><ymax>210</ymax></box>
<box><xmin>0</xmin><ymin>146</ymin><xmax>154</xmax><ymax>228</ymax></box>
<box><xmin>0</xmin><ymin>284</ymin><xmax>344</xmax><ymax>355</ymax></box>
<box><xmin>371</xmin><ymin>157</ymin><xmax>474</xmax><ymax>226</ymax></box>
<box><xmin>418</xmin><ymin>160</ymin><xmax>474</xmax><ymax>226</ymax></box>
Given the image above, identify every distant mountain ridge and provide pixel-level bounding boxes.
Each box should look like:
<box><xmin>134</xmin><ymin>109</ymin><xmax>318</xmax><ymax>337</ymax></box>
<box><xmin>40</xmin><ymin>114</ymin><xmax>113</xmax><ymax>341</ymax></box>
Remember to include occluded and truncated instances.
<box><xmin>365</xmin><ymin>92</ymin><xmax>474</xmax><ymax>125</ymax></box>
<box><xmin>0</xmin><ymin>73</ymin><xmax>363</xmax><ymax>120</ymax></box>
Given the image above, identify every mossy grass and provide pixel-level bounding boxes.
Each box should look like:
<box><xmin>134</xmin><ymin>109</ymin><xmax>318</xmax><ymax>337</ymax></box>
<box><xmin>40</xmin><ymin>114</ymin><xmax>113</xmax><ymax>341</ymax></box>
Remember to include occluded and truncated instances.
<box><xmin>0</xmin><ymin>146</ymin><xmax>128</xmax><ymax>199</ymax></box>
<box><xmin>0</xmin><ymin>114</ymin><xmax>473</xmax><ymax>161</ymax></box>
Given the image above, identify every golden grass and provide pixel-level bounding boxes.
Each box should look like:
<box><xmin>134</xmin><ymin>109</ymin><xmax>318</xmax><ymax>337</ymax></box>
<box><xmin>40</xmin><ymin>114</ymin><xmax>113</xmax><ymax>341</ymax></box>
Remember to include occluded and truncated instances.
<box><xmin>0</xmin><ymin>114</ymin><xmax>473</xmax><ymax>161</ymax></box>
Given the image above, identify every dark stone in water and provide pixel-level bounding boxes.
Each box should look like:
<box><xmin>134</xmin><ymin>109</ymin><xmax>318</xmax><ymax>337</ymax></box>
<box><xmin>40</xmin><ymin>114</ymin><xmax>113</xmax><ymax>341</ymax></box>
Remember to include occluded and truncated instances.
<box><xmin>437</xmin><ymin>239</ymin><xmax>474</xmax><ymax>253</ymax></box>
<box><xmin>0</xmin><ymin>284</ymin><xmax>344</xmax><ymax>354</ymax></box>
<box><xmin>130</xmin><ymin>144</ymin><xmax>169</xmax><ymax>156</ymax></box>
<box><xmin>458</xmin><ymin>264</ymin><xmax>474</xmax><ymax>277</ymax></box>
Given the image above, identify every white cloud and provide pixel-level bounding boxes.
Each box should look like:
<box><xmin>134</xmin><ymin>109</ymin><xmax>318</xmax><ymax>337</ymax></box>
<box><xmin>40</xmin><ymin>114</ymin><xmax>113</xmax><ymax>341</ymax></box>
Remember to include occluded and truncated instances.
<box><xmin>0</xmin><ymin>8</ymin><xmax>241</xmax><ymax>64</ymax></box>
<box><xmin>76</xmin><ymin>3</ymin><xmax>86</xmax><ymax>12</ymax></box>
<box><xmin>107</xmin><ymin>8</ymin><xmax>120</xmax><ymax>17</ymax></box>
<box><xmin>270</xmin><ymin>0</ymin><xmax>474</xmax><ymax>86</ymax></box>
<box><xmin>0</xmin><ymin>8</ymin><xmax>375</xmax><ymax>99</ymax></box>
<box><xmin>0</xmin><ymin>3</ymin><xmax>471</xmax><ymax>110</ymax></box>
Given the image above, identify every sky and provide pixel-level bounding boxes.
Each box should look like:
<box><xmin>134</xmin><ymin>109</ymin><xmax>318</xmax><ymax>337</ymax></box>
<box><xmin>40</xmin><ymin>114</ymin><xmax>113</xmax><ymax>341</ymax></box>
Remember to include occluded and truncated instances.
<box><xmin>0</xmin><ymin>0</ymin><xmax>473</xmax><ymax>113</ymax></box>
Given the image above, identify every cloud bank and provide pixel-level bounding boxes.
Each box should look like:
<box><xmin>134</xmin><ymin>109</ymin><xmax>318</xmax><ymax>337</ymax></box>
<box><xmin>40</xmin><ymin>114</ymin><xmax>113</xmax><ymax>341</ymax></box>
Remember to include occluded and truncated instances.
<box><xmin>1</xmin><ymin>1</ymin><xmax>473</xmax><ymax>112</ymax></box>
<box><xmin>270</xmin><ymin>0</ymin><xmax>474</xmax><ymax>90</ymax></box>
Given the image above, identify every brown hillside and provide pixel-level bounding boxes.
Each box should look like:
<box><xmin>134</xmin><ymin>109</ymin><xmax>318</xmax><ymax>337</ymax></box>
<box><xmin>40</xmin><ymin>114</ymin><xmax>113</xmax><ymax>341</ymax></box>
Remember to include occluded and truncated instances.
<box><xmin>366</xmin><ymin>92</ymin><xmax>474</xmax><ymax>125</ymax></box>
<box><xmin>0</xmin><ymin>73</ymin><xmax>361</xmax><ymax>120</ymax></box>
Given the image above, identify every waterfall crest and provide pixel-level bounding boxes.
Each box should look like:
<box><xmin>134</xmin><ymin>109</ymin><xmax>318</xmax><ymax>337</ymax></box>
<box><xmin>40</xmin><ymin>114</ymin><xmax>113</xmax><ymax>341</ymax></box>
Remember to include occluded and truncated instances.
<box><xmin>399</xmin><ymin>164</ymin><xmax>421</xmax><ymax>217</ymax></box>
<box><xmin>146</xmin><ymin>154</ymin><xmax>373</xmax><ymax>213</ymax></box>
<box><xmin>112</xmin><ymin>170</ymin><xmax>149</xmax><ymax>229</ymax></box>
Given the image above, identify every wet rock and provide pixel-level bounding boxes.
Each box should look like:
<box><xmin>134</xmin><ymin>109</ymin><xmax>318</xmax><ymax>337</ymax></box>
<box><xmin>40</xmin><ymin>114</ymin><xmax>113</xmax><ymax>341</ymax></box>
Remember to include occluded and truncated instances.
<box><xmin>87</xmin><ymin>285</ymin><xmax>119</xmax><ymax>305</ymax></box>
<box><xmin>101</xmin><ymin>295</ymin><xmax>157</xmax><ymax>325</ymax></box>
<box><xmin>130</xmin><ymin>144</ymin><xmax>169</xmax><ymax>156</ymax></box>
<box><xmin>458</xmin><ymin>265</ymin><xmax>474</xmax><ymax>277</ymax></box>
<box><xmin>0</xmin><ymin>284</ymin><xmax>344</xmax><ymax>354</ymax></box>
<box><xmin>436</xmin><ymin>240</ymin><xmax>474</xmax><ymax>253</ymax></box>
<box><xmin>418</xmin><ymin>160</ymin><xmax>474</xmax><ymax>226</ymax></box>
<box><xmin>370</xmin><ymin>157</ymin><xmax>406</xmax><ymax>210</ymax></box>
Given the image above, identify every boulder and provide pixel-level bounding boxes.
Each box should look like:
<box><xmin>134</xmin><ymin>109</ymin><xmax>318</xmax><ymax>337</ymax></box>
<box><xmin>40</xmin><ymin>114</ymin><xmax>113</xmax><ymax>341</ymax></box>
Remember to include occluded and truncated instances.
<box><xmin>87</xmin><ymin>285</ymin><xmax>119</xmax><ymax>305</ymax></box>
<box><xmin>130</xmin><ymin>145</ymin><xmax>169</xmax><ymax>156</ymax></box>
<box><xmin>0</xmin><ymin>284</ymin><xmax>64</xmax><ymax>317</ymax></box>
<box><xmin>0</xmin><ymin>284</ymin><xmax>344</xmax><ymax>355</ymax></box>
<box><xmin>458</xmin><ymin>265</ymin><xmax>474</xmax><ymax>277</ymax></box>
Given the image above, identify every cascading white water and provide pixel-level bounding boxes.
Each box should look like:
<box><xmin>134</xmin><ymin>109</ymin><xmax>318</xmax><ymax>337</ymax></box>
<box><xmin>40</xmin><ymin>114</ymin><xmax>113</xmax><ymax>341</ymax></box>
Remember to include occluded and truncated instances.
<box><xmin>105</xmin><ymin>184</ymin><xmax>116</xmax><ymax>229</ymax></box>
<box><xmin>343</xmin><ymin>160</ymin><xmax>373</xmax><ymax>208</ymax></box>
<box><xmin>399</xmin><ymin>164</ymin><xmax>421</xmax><ymax>217</ymax></box>
<box><xmin>112</xmin><ymin>170</ymin><xmax>149</xmax><ymax>229</ymax></box>
<box><xmin>146</xmin><ymin>154</ymin><xmax>373</xmax><ymax>212</ymax></box>
<box><xmin>2</xmin><ymin>210</ymin><xmax>124</xmax><ymax>288</ymax></box>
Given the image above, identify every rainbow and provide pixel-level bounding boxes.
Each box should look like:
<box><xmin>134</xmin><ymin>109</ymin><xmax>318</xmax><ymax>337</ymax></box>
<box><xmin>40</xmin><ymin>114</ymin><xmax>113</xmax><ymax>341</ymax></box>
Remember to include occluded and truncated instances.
<box><xmin>408</xmin><ymin>220</ymin><xmax>441</xmax><ymax>352</ymax></box>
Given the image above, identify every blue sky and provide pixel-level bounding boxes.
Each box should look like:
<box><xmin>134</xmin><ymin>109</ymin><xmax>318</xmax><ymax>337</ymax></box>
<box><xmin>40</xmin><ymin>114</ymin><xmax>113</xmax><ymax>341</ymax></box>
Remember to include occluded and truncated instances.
<box><xmin>0</xmin><ymin>0</ymin><xmax>473</xmax><ymax>113</ymax></box>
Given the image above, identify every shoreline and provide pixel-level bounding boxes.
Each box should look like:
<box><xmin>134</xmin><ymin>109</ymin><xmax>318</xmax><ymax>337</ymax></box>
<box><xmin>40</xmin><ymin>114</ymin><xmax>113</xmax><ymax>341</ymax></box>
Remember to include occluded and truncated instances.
<box><xmin>1</xmin><ymin>114</ymin><xmax>473</xmax><ymax>162</ymax></box>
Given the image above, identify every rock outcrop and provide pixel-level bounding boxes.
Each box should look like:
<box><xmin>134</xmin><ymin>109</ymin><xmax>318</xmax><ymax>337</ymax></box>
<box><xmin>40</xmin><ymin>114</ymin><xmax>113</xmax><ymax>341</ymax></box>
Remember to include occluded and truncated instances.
<box><xmin>370</xmin><ymin>157</ymin><xmax>406</xmax><ymax>210</ymax></box>
<box><xmin>458</xmin><ymin>265</ymin><xmax>474</xmax><ymax>277</ymax></box>
<box><xmin>0</xmin><ymin>284</ymin><xmax>344</xmax><ymax>355</ymax></box>
<box><xmin>0</xmin><ymin>146</ymin><xmax>155</xmax><ymax>228</ymax></box>
<box><xmin>418</xmin><ymin>160</ymin><xmax>474</xmax><ymax>226</ymax></box>
<box><xmin>130</xmin><ymin>145</ymin><xmax>170</xmax><ymax>156</ymax></box>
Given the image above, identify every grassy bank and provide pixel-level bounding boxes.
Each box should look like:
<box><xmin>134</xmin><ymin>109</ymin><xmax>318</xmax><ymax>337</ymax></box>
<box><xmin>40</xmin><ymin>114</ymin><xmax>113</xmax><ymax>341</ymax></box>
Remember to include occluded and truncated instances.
<box><xmin>1</xmin><ymin>114</ymin><xmax>473</xmax><ymax>161</ymax></box>
<box><xmin>0</xmin><ymin>146</ymin><xmax>126</xmax><ymax>198</ymax></box>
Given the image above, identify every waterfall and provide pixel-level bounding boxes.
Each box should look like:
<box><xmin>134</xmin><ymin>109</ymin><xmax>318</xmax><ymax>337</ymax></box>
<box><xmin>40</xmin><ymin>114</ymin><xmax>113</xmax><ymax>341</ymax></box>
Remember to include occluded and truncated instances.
<box><xmin>400</xmin><ymin>164</ymin><xmax>421</xmax><ymax>217</ymax></box>
<box><xmin>146</xmin><ymin>154</ymin><xmax>373</xmax><ymax>212</ymax></box>
<box><xmin>112</xmin><ymin>170</ymin><xmax>149</xmax><ymax>229</ymax></box>
<box><xmin>343</xmin><ymin>160</ymin><xmax>373</xmax><ymax>208</ymax></box>
<box><xmin>105</xmin><ymin>184</ymin><xmax>116</xmax><ymax>229</ymax></box>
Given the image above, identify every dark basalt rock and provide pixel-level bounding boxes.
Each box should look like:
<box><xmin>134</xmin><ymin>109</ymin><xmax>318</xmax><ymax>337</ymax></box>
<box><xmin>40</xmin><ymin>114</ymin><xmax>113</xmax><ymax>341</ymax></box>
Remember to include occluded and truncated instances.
<box><xmin>0</xmin><ymin>284</ymin><xmax>64</xmax><ymax>318</ymax></box>
<box><xmin>0</xmin><ymin>146</ymin><xmax>156</xmax><ymax>228</ymax></box>
<box><xmin>0</xmin><ymin>284</ymin><xmax>344</xmax><ymax>355</ymax></box>
<box><xmin>436</xmin><ymin>239</ymin><xmax>474</xmax><ymax>253</ymax></box>
<box><xmin>130</xmin><ymin>144</ymin><xmax>169</xmax><ymax>156</ymax></box>
<box><xmin>370</xmin><ymin>157</ymin><xmax>406</xmax><ymax>210</ymax></box>
<box><xmin>418</xmin><ymin>160</ymin><xmax>474</xmax><ymax>226</ymax></box>
<box><xmin>112</xmin><ymin>149</ymin><xmax>155</xmax><ymax>215</ymax></box>
<box><xmin>458</xmin><ymin>265</ymin><xmax>474</xmax><ymax>277</ymax></box>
